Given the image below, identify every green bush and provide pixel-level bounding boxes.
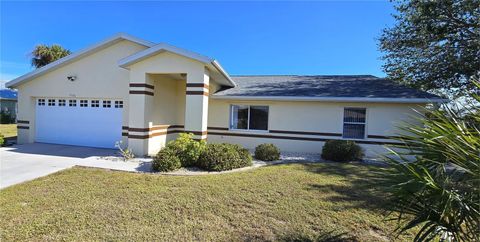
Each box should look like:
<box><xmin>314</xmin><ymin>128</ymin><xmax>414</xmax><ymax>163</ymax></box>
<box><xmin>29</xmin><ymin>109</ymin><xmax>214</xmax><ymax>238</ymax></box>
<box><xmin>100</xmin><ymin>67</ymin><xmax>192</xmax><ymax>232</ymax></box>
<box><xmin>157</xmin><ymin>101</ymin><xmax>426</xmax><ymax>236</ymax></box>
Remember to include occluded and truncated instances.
<box><xmin>0</xmin><ymin>134</ymin><xmax>4</xmax><ymax>146</ymax></box>
<box><xmin>254</xmin><ymin>143</ymin><xmax>281</xmax><ymax>161</ymax></box>
<box><xmin>197</xmin><ymin>143</ymin><xmax>252</xmax><ymax>171</ymax></box>
<box><xmin>321</xmin><ymin>140</ymin><xmax>364</xmax><ymax>162</ymax></box>
<box><xmin>152</xmin><ymin>147</ymin><xmax>181</xmax><ymax>172</ymax></box>
<box><xmin>166</xmin><ymin>133</ymin><xmax>206</xmax><ymax>167</ymax></box>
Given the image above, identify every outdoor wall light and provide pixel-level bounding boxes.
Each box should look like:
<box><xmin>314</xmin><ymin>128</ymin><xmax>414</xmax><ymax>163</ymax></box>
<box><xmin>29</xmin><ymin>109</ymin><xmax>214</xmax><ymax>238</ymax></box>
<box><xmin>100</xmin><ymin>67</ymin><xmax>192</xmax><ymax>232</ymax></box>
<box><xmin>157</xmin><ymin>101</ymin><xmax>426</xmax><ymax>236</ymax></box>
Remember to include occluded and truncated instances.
<box><xmin>67</xmin><ymin>75</ymin><xmax>77</xmax><ymax>81</ymax></box>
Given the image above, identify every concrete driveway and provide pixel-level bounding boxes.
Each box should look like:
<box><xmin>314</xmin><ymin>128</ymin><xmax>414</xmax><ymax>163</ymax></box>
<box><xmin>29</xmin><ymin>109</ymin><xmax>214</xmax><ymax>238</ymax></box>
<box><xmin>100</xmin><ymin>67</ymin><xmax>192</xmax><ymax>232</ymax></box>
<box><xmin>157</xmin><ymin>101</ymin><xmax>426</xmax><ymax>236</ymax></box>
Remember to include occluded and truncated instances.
<box><xmin>0</xmin><ymin>143</ymin><xmax>151</xmax><ymax>189</ymax></box>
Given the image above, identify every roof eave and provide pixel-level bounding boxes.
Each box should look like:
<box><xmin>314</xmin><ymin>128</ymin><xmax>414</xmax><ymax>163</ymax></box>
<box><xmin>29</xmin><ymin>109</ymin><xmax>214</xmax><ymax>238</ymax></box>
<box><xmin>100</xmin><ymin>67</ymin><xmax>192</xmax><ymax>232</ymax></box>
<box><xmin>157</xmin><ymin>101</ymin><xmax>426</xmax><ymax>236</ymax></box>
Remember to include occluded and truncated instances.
<box><xmin>210</xmin><ymin>95</ymin><xmax>449</xmax><ymax>104</ymax></box>
<box><xmin>6</xmin><ymin>33</ymin><xmax>155</xmax><ymax>88</ymax></box>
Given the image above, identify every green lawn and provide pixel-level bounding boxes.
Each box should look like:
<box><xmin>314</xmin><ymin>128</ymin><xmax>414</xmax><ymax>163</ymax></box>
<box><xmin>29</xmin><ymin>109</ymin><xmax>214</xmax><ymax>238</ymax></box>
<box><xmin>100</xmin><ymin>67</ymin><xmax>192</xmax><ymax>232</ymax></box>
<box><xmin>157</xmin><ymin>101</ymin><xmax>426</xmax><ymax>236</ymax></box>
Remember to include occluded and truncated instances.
<box><xmin>0</xmin><ymin>163</ymin><xmax>413</xmax><ymax>241</ymax></box>
<box><xmin>0</xmin><ymin>124</ymin><xmax>17</xmax><ymax>138</ymax></box>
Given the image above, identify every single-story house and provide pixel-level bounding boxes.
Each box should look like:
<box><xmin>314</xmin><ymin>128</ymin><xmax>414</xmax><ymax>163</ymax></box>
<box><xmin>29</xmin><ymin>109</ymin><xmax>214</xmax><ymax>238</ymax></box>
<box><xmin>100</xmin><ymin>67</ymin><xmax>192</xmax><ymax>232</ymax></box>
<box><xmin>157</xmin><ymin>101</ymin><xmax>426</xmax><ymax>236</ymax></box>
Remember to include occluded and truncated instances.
<box><xmin>6</xmin><ymin>33</ymin><xmax>446</xmax><ymax>157</ymax></box>
<box><xmin>0</xmin><ymin>89</ymin><xmax>18</xmax><ymax>122</ymax></box>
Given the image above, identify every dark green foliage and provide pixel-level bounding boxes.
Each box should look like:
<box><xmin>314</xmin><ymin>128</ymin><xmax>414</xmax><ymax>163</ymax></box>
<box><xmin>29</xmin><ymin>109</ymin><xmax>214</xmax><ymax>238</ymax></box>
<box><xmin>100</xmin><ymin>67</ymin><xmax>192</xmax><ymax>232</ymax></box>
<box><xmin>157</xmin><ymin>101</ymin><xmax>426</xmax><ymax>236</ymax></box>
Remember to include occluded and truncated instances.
<box><xmin>254</xmin><ymin>143</ymin><xmax>281</xmax><ymax>161</ymax></box>
<box><xmin>321</xmin><ymin>140</ymin><xmax>364</xmax><ymax>162</ymax></box>
<box><xmin>379</xmin><ymin>80</ymin><xmax>480</xmax><ymax>241</ymax></box>
<box><xmin>197</xmin><ymin>143</ymin><xmax>252</xmax><ymax>171</ymax></box>
<box><xmin>31</xmin><ymin>44</ymin><xmax>71</xmax><ymax>68</ymax></box>
<box><xmin>152</xmin><ymin>147</ymin><xmax>181</xmax><ymax>172</ymax></box>
<box><xmin>0</xmin><ymin>134</ymin><xmax>4</xmax><ymax>146</ymax></box>
<box><xmin>379</xmin><ymin>0</ymin><xmax>479</xmax><ymax>97</ymax></box>
<box><xmin>0</xmin><ymin>111</ymin><xmax>15</xmax><ymax>124</ymax></box>
<box><xmin>166</xmin><ymin>133</ymin><xmax>206</xmax><ymax>167</ymax></box>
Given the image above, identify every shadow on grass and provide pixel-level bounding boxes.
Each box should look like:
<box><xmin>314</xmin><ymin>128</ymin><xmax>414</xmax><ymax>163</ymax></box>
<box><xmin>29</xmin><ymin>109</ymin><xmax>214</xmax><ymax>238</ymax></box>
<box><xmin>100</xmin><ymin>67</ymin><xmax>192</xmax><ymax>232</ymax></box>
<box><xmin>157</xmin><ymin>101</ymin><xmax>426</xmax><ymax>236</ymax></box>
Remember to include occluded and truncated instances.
<box><xmin>278</xmin><ymin>230</ymin><xmax>356</xmax><ymax>242</ymax></box>
<box><xmin>302</xmin><ymin>162</ymin><xmax>388</xmax><ymax>210</ymax></box>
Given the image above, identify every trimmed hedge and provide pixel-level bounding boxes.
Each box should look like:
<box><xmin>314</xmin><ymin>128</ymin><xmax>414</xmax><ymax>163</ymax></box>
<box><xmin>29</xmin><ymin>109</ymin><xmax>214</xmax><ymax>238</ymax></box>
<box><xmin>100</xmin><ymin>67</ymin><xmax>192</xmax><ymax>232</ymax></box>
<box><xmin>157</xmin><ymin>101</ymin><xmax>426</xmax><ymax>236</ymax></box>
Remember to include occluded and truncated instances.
<box><xmin>197</xmin><ymin>143</ymin><xmax>253</xmax><ymax>171</ymax></box>
<box><xmin>254</xmin><ymin>143</ymin><xmax>281</xmax><ymax>161</ymax></box>
<box><xmin>321</xmin><ymin>140</ymin><xmax>364</xmax><ymax>162</ymax></box>
<box><xmin>166</xmin><ymin>133</ymin><xmax>206</xmax><ymax>167</ymax></box>
<box><xmin>152</xmin><ymin>147</ymin><xmax>181</xmax><ymax>172</ymax></box>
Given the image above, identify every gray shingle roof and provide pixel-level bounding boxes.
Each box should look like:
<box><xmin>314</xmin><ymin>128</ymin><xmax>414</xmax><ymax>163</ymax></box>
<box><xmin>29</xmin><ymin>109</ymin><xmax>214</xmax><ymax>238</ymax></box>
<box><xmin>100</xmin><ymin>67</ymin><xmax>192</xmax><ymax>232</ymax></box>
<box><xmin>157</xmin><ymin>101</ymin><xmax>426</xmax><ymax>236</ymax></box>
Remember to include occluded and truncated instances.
<box><xmin>213</xmin><ymin>75</ymin><xmax>441</xmax><ymax>99</ymax></box>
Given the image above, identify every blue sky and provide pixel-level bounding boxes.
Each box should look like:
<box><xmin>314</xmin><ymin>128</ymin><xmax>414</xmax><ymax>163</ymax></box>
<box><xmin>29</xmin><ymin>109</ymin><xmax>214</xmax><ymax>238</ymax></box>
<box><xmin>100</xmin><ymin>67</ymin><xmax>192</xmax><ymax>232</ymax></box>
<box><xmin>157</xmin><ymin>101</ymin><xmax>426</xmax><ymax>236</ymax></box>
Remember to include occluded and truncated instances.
<box><xmin>0</xmin><ymin>1</ymin><xmax>395</xmax><ymax>87</ymax></box>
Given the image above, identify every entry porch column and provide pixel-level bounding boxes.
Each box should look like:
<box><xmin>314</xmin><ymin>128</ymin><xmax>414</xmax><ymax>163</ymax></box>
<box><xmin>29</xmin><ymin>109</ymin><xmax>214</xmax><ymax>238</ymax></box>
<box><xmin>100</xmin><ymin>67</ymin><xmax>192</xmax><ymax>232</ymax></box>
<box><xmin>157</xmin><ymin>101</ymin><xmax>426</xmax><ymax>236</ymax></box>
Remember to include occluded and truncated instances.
<box><xmin>184</xmin><ymin>69</ymin><xmax>209</xmax><ymax>140</ymax></box>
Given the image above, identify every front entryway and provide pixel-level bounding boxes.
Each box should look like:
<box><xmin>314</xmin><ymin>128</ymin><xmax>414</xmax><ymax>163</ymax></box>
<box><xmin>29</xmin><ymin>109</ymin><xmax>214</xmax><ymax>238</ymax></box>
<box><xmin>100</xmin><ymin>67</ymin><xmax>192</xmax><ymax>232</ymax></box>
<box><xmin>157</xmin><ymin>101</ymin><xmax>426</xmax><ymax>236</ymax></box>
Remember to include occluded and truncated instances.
<box><xmin>35</xmin><ymin>98</ymin><xmax>123</xmax><ymax>148</ymax></box>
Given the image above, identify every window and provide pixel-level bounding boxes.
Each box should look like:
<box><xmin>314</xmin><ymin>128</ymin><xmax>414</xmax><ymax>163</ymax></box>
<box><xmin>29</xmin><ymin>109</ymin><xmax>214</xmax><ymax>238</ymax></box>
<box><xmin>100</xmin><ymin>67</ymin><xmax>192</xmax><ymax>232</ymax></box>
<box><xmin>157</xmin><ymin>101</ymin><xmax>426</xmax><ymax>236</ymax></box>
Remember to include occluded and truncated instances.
<box><xmin>91</xmin><ymin>100</ymin><xmax>100</xmax><ymax>107</ymax></box>
<box><xmin>48</xmin><ymin>99</ymin><xmax>56</xmax><ymax>106</ymax></box>
<box><xmin>58</xmin><ymin>99</ymin><xmax>66</xmax><ymax>106</ymax></box>
<box><xmin>69</xmin><ymin>100</ymin><xmax>77</xmax><ymax>107</ymax></box>
<box><xmin>230</xmin><ymin>105</ymin><xmax>269</xmax><ymax>131</ymax></box>
<box><xmin>38</xmin><ymin>99</ymin><xmax>45</xmax><ymax>106</ymax></box>
<box><xmin>80</xmin><ymin>100</ymin><xmax>88</xmax><ymax>107</ymax></box>
<box><xmin>103</xmin><ymin>100</ymin><xmax>111</xmax><ymax>108</ymax></box>
<box><xmin>114</xmin><ymin>100</ymin><xmax>123</xmax><ymax>108</ymax></box>
<box><xmin>343</xmin><ymin>108</ymin><xmax>366</xmax><ymax>139</ymax></box>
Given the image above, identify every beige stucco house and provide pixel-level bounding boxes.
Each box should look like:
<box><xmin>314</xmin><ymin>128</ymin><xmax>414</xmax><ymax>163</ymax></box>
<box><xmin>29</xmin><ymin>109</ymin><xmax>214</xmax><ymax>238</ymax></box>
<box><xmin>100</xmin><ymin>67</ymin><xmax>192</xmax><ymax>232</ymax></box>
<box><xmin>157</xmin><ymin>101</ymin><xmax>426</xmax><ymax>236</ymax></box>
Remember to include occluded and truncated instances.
<box><xmin>6</xmin><ymin>33</ymin><xmax>445</xmax><ymax>157</ymax></box>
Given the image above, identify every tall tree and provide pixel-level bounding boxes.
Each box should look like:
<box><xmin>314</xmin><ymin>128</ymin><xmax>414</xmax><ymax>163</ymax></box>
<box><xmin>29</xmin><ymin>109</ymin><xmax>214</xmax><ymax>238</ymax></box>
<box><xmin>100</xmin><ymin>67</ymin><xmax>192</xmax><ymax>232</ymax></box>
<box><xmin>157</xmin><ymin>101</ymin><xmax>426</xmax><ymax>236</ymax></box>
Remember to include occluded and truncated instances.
<box><xmin>379</xmin><ymin>0</ymin><xmax>480</xmax><ymax>97</ymax></box>
<box><xmin>31</xmin><ymin>44</ymin><xmax>71</xmax><ymax>68</ymax></box>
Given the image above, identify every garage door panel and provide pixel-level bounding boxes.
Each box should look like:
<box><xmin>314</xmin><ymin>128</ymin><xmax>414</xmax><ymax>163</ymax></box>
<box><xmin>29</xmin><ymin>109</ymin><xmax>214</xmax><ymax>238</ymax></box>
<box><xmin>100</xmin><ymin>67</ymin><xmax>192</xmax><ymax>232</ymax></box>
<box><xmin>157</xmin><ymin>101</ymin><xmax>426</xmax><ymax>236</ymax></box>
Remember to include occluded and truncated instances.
<box><xmin>35</xmin><ymin>99</ymin><xmax>122</xmax><ymax>149</ymax></box>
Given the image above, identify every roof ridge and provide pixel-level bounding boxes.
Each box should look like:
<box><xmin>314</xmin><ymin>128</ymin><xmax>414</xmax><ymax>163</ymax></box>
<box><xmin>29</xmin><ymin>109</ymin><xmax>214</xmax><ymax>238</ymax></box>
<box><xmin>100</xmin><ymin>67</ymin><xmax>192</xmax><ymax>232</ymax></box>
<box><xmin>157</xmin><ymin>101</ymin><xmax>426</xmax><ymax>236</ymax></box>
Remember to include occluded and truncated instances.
<box><xmin>230</xmin><ymin>74</ymin><xmax>378</xmax><ymax>77</ymax></box>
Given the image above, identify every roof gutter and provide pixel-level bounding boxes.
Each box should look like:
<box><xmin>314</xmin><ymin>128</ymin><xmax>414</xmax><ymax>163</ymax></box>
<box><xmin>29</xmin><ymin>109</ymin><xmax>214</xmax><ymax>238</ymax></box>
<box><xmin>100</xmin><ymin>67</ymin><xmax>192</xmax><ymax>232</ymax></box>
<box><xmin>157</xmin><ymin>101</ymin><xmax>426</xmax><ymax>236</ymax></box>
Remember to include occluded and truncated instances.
<box><xmin>211</xmin><ymin>60</ymin><xmax>236</xmax><ymax>87</ymax></box>
<box><xmin>210</xmin><ymin>95</ymin><xmax>449</xmax><ymax>104</ymax></box>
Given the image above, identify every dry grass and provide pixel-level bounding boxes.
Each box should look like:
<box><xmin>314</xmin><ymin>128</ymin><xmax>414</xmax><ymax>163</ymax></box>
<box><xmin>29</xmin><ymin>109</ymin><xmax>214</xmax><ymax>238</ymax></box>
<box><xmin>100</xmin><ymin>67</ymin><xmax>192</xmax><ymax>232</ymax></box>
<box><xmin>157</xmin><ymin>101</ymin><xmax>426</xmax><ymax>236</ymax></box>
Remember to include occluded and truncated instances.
<box><xmin>0</xmin><ymin>124</ymin><xmax>16</xmax><ymax>138</ymax></box>
<box><xmin>0</xmin><ymin>163</ymin><xmax>413</xmax><ymax>241</ymax></box>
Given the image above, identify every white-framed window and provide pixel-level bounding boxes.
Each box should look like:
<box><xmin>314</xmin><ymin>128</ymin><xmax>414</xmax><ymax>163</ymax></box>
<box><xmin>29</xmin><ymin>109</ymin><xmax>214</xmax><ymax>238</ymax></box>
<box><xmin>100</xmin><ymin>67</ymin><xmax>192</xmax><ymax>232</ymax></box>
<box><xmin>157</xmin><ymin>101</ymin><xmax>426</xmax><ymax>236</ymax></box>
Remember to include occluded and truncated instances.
<box><xmin>69</xmin><ymin>100</ymin><xmax>77</xmax><ymax>107</ymax></box>
<box><xmin>38</xmin><ymin>99</ymin><xmax>45</xmax><ymax>106</ymax></box>
<box><xmin>343</xmin><ymin>107</ymin><xmax>366</xmax><ymax>139</ymax></box>
<box><xmin>48</xmin><ymin>99</ymin><xmax>56</xmax><ymax>106</ymax></box>
<box><xmin>80</xmin><ymin>100</ymin><xmax>88</xmax><ymax>107</ymax></box>
<box><xmin>91</xmin><ymin>100</ymin><xmax>100</xmax><ymax>107</ymax></box>
<box><xmin>114</xmin><ymin>101</ymin><xmax>123</xmax><ymax>108</ymax></box>
<box><xmin>230</xmin><ymin>105</ymin><xmax>269</xmax><ymax>131</ymax></box>
<box><xmin>103</xmin><ymin>100</ymin><xmax>111</xmax><ymax>108</ymax></box>
<box><xmin>58</xmin><ymin>99</ymin><xmax>66</xmax><ymax>106</ymax></box>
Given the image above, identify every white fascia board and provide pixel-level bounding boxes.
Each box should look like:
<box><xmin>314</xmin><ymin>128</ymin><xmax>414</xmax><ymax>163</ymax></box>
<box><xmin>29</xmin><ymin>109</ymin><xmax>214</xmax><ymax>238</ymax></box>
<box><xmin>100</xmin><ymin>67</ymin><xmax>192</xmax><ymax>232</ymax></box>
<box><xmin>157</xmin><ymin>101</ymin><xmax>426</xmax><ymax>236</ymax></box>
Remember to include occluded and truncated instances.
<box><xmin>6</xmin><ymin>33</ymin><xmax>155</xmax><ymax>88</ymax></box>
<box><xmin>210</xmin><ymin>95</ymin><xmax>449</xmax><ymax>103</ymax></box>
<box><xmin>118</xmin><ymin>43</ymin><xmax>213</xmax><ymax>68</ymax></box>
<box><xmin>210</xmin><ymin>60</ymin><xmax>236</xmax><ymax>87</ymax></box>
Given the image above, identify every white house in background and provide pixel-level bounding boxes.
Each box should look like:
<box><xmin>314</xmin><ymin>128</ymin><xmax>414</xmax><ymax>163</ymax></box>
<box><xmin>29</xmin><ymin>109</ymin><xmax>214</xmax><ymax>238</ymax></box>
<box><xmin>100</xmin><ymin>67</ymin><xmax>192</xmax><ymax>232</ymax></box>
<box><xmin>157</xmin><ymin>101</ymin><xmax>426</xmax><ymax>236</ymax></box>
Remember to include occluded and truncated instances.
<box><xmin>6</xmin><ymin>33</ymin><xmax>446</xmax><ymax>157</ymax></box>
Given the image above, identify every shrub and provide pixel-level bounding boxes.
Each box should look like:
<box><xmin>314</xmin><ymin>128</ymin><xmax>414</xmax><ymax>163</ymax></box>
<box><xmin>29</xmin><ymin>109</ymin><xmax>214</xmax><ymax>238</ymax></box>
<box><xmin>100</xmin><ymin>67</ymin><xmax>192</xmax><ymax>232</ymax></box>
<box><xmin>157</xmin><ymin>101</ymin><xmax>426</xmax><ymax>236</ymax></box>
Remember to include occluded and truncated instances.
<box><xmin>152</xmin><ymin>147</ymin><xmax>181</xmax><ymax>172</ymax></box>
<box><xmin>254</xmin><ymin>143</ymin><xmax>281</xmax><ymax>161</ymax></box>
<box><xmin>167</xmin><ymin>133</ymin><xmax>206</xmax><ymax>167</ymax></box>
<box><xmin>321</xmin><ymin>140</ymin><xmax>364</xmax><ymax>162</ymax></box>
<box><xmin>197</xmin><ymin>143</ymin><xmax>252</xmax><ymax>171</ymax></box>
<box><xmin>0</xmin><ymin>134</ymin><xmax>4</xmax><ymax>146</ymax></box>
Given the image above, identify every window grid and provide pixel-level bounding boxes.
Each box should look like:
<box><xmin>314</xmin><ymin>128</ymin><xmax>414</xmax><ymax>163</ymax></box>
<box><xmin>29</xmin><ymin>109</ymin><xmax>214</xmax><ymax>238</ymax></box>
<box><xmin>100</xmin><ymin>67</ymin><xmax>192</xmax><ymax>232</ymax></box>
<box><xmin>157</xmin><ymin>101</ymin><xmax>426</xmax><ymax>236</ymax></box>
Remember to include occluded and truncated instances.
<box><xmin>103</xmin><ymin>100</ymin><xmax>111</xmax><ymax>108</ymax></box>
<box><xmin>58</xmin><ymin>99</ymin><xmax>66</xmax><ymax>106</ymax></box>
<box><xmin>80</xmin><ymin>100</ymin><xmax>88</xmax><ymax>107</ymax></box>
<box><xmin>91</xmin><ymin>100</ymin><xmax>100</xmax><ymax>107</ymax></box>
<box><xmin>48</xmin><ymin>99</ymin><xmax>56</xmax><ymax>106</ymax></box>
<box><xmin>115</xmin><ymin>101</ymin><xmax>123</xmax><ymax>108</ymax></box>
<box><xmin>38</xmin><ymin>99</ymin><xmax>45</xmax><ymax>106</ymax></box>
<box><xmin>69</xmin><ymin>100</ymin><xmax>77</xmax><ymax>107</ymax></box>
<box><xmin>342</xmin><ymin>108</ymin><xmax>366</xmax><ymax>139</ymax></box>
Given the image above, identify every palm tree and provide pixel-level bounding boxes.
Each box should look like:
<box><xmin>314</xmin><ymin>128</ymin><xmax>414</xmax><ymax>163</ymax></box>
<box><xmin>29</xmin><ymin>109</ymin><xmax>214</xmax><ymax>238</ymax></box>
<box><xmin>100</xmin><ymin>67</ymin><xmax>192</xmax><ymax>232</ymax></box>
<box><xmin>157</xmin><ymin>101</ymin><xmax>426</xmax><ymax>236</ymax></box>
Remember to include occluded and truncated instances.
<box><xmin>380</xmin><ymin>80</ymin><xmax>480</xmax><ymax>241</ymax></box>
<box><xmin>31</xmin><ymin>44</ymin><xmax>71</xmax><ymax>68</ymax></box>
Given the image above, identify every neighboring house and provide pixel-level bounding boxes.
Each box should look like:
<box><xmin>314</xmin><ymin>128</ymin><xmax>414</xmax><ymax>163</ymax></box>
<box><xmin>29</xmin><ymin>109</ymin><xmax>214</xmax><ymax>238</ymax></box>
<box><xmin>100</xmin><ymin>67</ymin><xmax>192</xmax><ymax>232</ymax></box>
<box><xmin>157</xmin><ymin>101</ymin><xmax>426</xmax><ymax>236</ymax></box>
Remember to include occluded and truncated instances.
<box><xmin>0</xmin><ymin>89</ymin><xmax>17</xmax><ymax>122</ymax></box>
<box><xmin>6</xmin><ymin>33</ymin><xmax>446</xmax><ymax>157</ymax></box>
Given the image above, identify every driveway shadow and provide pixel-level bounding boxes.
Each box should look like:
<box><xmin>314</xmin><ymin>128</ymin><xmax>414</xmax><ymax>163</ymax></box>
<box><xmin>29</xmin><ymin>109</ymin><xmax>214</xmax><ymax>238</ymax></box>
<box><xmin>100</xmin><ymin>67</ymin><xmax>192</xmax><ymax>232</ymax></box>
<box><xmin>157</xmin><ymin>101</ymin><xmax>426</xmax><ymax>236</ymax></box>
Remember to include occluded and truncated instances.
<box><xmin>3</xmin><ymin>143</ymin><xmax>117</xmax><ymax>159</ymax></box>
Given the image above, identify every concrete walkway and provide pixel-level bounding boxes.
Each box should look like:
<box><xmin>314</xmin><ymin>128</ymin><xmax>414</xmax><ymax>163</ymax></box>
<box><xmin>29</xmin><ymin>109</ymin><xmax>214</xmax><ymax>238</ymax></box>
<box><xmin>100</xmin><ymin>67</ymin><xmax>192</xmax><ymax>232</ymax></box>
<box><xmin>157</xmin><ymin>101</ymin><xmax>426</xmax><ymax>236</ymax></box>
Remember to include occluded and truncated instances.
<box><xmin>0</xmin><ymin>143</ymin><xmax>151</xmax><ymax>189</ymax></box>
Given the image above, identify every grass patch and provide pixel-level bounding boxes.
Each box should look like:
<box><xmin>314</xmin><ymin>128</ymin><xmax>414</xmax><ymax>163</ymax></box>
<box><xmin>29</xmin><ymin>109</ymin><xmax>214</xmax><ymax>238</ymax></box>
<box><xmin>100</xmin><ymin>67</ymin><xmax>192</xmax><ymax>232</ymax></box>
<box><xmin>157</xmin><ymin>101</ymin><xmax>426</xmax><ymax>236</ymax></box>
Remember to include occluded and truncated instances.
<box><xmin>0</xmin><ymin>163</ymin><xmax>413</xmax><ymax>241</ymax></box>
<box><xmin>0</xmin><ymin>124</ymin><xmax>17</xmax><ymax>138</ymax></box>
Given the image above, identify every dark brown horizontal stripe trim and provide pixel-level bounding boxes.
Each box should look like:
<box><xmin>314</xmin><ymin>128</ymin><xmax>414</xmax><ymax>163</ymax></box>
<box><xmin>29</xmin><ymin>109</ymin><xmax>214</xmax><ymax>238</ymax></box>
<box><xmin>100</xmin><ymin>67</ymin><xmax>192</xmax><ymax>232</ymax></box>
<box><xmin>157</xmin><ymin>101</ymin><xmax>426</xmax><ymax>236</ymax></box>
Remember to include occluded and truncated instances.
<box><xmin>184</xmin><ymin>130</ymin><xmax>208</xmax><ymax>136</ymax></box>
<box><xmin>121</xmin><ymin>132</ymin><xmax>128</xmax><ymax>136</ymax></box>
<box><xmin>129</xmin><ymin>83</ymin><xmax>154</xmax><ymax>89</ymax></box>
<box><xmin>17</xmin><ymin>120</ymin><xmax>30</xmax><ymax>124</ymax></box>
<box><xmin>129</xmin><ymin>90</ymin><xmax>154</xmax><ymax>96</ymax></box>
<box><xmin>207</xmin><ymin>126</ymin><xmax>229</xmax><ymax>131</ymax></box>
<box><xmin>186</xmin><ymin>91</ymin><xmax>209</xmax><ymax>96</ymax></box>
<box><xmin>167</xmin><ymin>130</ymin><xmax>184</xmax><ymax>134</ymax></box>
<box><xmin>128</xmin><ymin>127</ymin><xmax>150</xmax><ymax>132</ymax></box>
<box><xmin>168</xmin><ymin>125</ymin><xmax>184</xmax><ymax>129</ymax></box>
<box><xmin>17</xmin><ymin>126</ymin><xmax>29</xmax><ymax>130</ymax></box>
<box><xmin>270</xmin><ymin>130</ymin><xmax>342</xmax><ymax>137</ymax></box>
<box><xmin>122</xmin><ymin>126</ymin><xmax>129</xmax><ymax>130</ymax></box>
<box><xmin>186</xmin><ymin>83</ymin><xmax>209</xmax><ymax>88</ymax></box>
<box><xmin>207</xmin><ymin>131</ymin><xmax>403</xmax><ymax>146</ymax></box>
<box><xmin>367</xmin><ymin>135</ymin><xmax>400</xmax><ymax>140</ymax></box>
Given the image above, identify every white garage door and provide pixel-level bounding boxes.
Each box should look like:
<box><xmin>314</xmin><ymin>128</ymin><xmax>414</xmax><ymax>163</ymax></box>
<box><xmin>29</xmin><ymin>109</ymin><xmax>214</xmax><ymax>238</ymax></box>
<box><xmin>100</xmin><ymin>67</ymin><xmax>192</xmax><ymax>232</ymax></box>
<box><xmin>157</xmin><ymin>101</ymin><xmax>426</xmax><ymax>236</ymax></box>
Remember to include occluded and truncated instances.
<box><xmin>35</xmin><ymin>98</ymin><xmax>123</xmax><ymax>149</ymax></box>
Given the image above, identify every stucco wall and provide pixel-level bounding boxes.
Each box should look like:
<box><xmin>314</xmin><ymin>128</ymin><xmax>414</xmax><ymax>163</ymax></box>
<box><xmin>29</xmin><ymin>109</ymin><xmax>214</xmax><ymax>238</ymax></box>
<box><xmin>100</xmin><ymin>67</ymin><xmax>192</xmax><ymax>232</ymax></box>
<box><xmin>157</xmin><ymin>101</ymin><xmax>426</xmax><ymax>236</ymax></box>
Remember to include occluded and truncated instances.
<box><xmin>207</xmin><ymin>99</ymin><xmax>424</xmax><ymax>157</ymax></box>
<box><xmin>15</xmin><ymin>40</ymin><xmax>148</xmax><ymax>144</ymax></box>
